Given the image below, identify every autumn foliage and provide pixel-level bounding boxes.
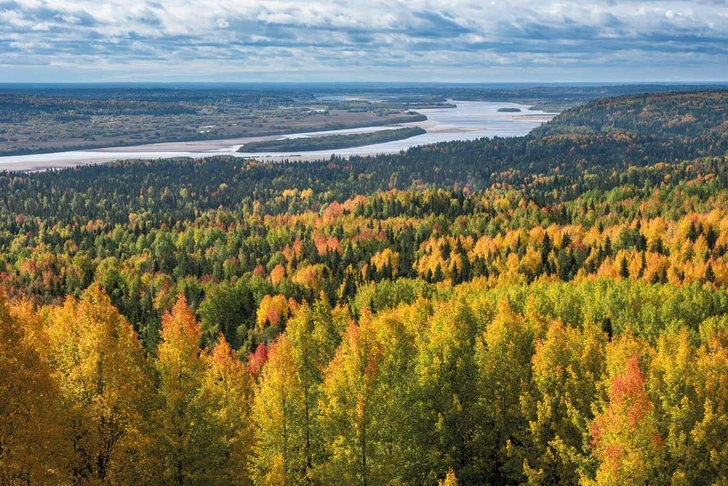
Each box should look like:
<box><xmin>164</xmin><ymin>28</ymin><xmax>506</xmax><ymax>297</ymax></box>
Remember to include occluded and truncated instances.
<box><xmin>2</xmin><ymin>90</ymin><xmax>728</xmax><ymax>484</ymax></box>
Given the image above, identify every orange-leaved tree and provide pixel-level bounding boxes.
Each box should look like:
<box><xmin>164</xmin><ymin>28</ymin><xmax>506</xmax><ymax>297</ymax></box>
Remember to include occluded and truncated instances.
<box><xmin>589</xmin><ymin>355</ymin><xmax>665</xmax><ymax>485</ymax></box>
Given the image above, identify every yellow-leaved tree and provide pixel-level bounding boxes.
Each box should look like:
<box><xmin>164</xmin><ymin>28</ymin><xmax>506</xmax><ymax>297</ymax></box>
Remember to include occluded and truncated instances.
<box><xmin>154</xmin><ymin>296</ymin><xmax>226</xmax><ymax>485</ymax></box>
<box><xmin>251</xmin><ymin>335</ymin><xmax>308</xmax><ymax>486</ymax></box>
<box><xmin>415</xmin><ymin>300</ymin><xmax>478</xmax><ymax>484</ymax></box>
<box><xmin>439</xmin><ymin>467</ymin><xmax>459</xmax><ymax>486</ymax></box>
<box><xmin>474</xmin><ymin>298</ymin><xmax>535</xmax><ymax>485</ymax></box>
<box><xmin>522</xmin><ymin>321</ymin><xmax>606</xmax><ymax>486</ymax></box>
<box><xmin>0</xmin><ymin>295</ymin><xmax>67</xmax><ymax>484</ymax></box>
<box><xmin>285</xmin><ymin>297</ymin><xmax>340</xmax><ymax>476</ymax></box>
<box><xmin>203</xmin><ymin>334</ymin><xmax>255</xmax><ymax>485</ymax></box>
<box><xmin>317</xmin><ymin>311</ymin><xmax>414</xmax><ymax>486</ymax></box>
<box><xmin>45</xmin><ymin>284</ymin><xmax>158</xmax><ymax>484</ymax></box>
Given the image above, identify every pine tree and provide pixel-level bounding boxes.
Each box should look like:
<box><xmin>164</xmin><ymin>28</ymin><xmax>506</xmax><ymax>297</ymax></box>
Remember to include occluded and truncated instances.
<box><xmin>619</xmin><ymin>255</ymin><xmax>630</xmax><ymax>279</ymax></box>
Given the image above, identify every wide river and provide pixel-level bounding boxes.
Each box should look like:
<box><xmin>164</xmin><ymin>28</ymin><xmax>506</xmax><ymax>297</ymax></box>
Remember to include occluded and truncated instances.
<box><xmin>0</xmin><ymin>101</ymin><xmax>557</xmax><ymax>171</ymax></box>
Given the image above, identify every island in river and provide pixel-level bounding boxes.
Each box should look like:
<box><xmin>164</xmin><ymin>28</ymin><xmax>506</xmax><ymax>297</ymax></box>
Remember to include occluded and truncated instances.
<box><xmin>238</xmin><ymin>127</ymin><xmax>426</xmax><ymax>153</ymax></box>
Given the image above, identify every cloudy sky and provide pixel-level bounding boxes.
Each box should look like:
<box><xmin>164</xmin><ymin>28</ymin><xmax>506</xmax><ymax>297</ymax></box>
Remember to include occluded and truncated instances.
<box><xmin>1</xmin><ymin>0</ymin><xmax>727</xmax><ymax>82</ymax></box>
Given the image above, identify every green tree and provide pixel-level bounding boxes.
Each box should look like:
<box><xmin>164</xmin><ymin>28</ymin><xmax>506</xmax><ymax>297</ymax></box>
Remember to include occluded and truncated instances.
<box><xmin>198</xmin><ymin>280</ymin><xmax>255</xmax><ymax>348</ymax></box>
<box><xmin>522</xmin><ymin>321</ymin><xmax>606</xmax><ymax>485</ymax></box>
<box><xmin>474</xmin><ymin>298</ymin><xmax>535</xmax><ymax>484</ymax></box>
<box><xmin>317</xmin><ymin>317</ymin><xmax>383</xmax><ymax>485</ymax></box>
<box><xmin>285</xmin><ymin>297</ymin><xmax>340</xmax><ymax>477</ymax></box>
<box><xmin>414</xmin><ymin>300</ymin><xmax>478</xmax><ymax>483</ymax></box>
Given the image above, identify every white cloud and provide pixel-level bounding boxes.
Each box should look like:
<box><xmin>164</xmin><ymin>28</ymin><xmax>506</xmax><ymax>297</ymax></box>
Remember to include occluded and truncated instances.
<box><xmin>0</xmin><ymin>0</ymin><xmax>726</xmax><ymax>81</ymax></box>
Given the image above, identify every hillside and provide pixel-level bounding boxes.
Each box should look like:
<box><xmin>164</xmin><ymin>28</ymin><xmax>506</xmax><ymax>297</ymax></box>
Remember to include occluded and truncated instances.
<box><xmin>1</xmin><ymin>90</ymin><xmax>728</xmax><ymax>485</ymax></box>
<box><xmin>535</xmin><ymin>90</ymin><xmax>728</xmax><ymax>138</ymax></box>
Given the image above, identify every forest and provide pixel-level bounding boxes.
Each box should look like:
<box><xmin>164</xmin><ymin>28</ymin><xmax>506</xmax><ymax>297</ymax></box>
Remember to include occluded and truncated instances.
<box><xmin>1</xmin><ymin>89</ymin><xmax>728</xmax><ymax>485</ymax></box>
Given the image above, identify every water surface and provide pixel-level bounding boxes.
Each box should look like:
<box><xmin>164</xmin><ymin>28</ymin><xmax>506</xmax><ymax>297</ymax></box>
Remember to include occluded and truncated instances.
<box><xmin>0</xmin><ymin>101</ymin><xmax>557</xmax><ymax>171</ymax></box>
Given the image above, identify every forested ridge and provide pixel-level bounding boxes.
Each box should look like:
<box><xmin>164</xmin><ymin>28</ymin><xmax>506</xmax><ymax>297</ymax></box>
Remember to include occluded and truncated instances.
<box><xmin>2</xmin><ymin>90</ymin><xmax>728</xmax><ymax>485</ymax></box>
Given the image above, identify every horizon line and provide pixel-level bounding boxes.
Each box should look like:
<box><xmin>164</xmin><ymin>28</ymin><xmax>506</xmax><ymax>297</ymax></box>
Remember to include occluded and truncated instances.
<box><xmin>1</xmin><ymin>81</ymin><xmax>727</xmax><ymax>86</ymax></box>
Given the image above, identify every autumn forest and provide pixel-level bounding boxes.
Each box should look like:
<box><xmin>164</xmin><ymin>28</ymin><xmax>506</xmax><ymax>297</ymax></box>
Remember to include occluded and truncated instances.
<box><xmin>2</xmin><ymin>89</ymin><xmax>728</xmax><ymax>485</ymax></box>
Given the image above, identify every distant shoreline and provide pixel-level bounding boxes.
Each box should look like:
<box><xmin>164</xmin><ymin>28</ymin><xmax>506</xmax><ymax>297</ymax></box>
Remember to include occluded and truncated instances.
<box><xmin>0</xmin><ymin>113</ymin><xmax>428</xmax><ymax>158</ymax></box>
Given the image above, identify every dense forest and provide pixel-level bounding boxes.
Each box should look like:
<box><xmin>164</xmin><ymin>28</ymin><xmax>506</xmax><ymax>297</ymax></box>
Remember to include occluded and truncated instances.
<box><xmin>1</xmin><ymin>89</ymin><xmax>728</xmax><ymax>485</ymax></box>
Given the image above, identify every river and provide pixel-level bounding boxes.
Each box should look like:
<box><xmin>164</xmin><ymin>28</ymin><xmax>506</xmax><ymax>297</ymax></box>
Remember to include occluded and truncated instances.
<box><xmin>0</xmin><ymin>101</ymin><xmax>557</xmax><ymax>171</ymax></box>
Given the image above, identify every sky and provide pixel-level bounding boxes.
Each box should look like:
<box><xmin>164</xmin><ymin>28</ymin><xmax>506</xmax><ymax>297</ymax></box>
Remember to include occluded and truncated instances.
<box><xmin>0</xmin><ymin>0</ymin><xmax>727</xmax><ymax>83</ymax></box>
